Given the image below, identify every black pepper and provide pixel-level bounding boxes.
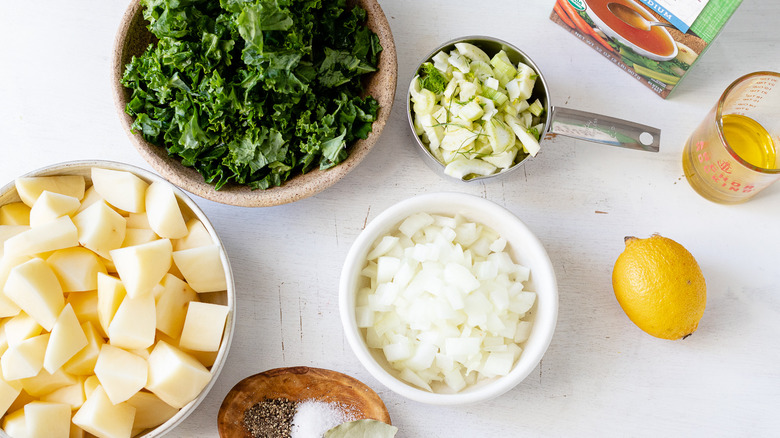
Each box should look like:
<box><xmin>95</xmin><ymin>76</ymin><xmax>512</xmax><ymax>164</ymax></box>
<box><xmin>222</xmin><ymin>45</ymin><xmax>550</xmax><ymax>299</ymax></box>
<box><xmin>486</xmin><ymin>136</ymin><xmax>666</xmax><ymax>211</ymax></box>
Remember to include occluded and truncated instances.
<box><xmin>243</xmin><ymin>398</ymin><xmax>297</xmax><ymax>438</ymax></box>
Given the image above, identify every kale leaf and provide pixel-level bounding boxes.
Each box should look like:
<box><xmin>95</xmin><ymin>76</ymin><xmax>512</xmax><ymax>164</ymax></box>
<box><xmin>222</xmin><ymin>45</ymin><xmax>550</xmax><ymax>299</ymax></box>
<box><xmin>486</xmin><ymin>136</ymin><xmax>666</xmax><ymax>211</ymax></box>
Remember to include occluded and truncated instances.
<box><xmin>122</xmin><ymin>0</ymin><xmax>382</xmax><ymax>190</ymax></box>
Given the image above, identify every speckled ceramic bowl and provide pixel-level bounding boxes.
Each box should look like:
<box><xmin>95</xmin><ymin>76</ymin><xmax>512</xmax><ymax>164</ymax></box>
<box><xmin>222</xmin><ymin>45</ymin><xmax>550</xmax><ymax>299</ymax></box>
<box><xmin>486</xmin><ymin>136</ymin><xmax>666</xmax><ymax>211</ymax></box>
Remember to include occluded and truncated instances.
<box><xmin>112</xmin><ymin>0</ymin><xmax>397</xmax><ymax>207</ymax></box>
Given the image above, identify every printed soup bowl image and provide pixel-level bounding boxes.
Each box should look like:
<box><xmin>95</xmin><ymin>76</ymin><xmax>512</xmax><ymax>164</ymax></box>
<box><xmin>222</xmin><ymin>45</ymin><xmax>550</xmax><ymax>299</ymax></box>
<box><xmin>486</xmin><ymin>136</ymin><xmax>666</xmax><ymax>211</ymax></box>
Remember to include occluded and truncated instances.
<box><xmin>584</xmin><ymin>0</ymin><xmax>678</xmax><ymax>61</ymax></box>
<box><xmin>339</xmin><ymin>193</ymin><xmax>558</xmax><ymax>405</ymax></box>
<box><xmin>0</xmin><ymin>160</ymin><xmax>235</xmax><ymax>438</ymax></box>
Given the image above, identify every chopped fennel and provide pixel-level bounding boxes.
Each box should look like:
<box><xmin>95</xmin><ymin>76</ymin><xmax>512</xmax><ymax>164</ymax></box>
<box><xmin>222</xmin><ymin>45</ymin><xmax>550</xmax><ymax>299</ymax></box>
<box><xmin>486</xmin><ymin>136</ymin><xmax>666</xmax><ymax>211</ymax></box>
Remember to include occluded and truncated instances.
<box><xmin>410</xmin><ymin>44</ymin><xmax>545</xmax><ymax>179</ymax></box>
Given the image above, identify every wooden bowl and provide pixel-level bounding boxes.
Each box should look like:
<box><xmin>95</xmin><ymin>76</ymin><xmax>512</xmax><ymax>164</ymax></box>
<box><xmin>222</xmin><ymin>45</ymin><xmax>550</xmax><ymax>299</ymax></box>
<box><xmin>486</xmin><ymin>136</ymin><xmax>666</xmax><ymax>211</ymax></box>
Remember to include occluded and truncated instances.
<box><xmin>112</xmin><ymin>0</ymin><xmax>397</xmax><ymax>207</ymax></box>
<box><xmin>218</xmin><ymin>367</ymin><xmax>390</xmax><ymax>437</ymax></box>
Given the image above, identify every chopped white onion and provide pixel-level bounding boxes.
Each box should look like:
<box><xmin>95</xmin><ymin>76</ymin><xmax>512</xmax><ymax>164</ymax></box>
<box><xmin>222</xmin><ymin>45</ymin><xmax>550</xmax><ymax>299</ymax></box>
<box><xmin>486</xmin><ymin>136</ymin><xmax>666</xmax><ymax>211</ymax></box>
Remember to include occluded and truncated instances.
<box><xmin>358</xmin><ymin>213</ymin><xmax>536</xmax><ymax>392</ymax></box>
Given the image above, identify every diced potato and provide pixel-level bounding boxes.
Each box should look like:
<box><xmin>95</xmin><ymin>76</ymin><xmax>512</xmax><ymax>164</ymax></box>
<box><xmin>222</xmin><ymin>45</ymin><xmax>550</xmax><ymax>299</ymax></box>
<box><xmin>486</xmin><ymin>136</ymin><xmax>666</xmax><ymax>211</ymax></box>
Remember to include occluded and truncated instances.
<box><xmin>75</xmin><ymin>185</ymin><xmax>103</xmax><ymax>214</ymax></box>
<box><xmin>2</xmin><ymin>407</ymin><xmax>27</xmax><ymax>437</ymax></box>
<box><xmin>178</xmin><ymin>302</ymin><xmax>229</xmax><ymax>352</ymax></box>
<box><xmin>94</xmin><ymin>344</ymin><xmax>147</xmax><ymax>405</ymax></box>
<box><xmin>0</xmin><ymin>373</ymin><xmax>22</xmax><ymax>417</ymax></box>
<box><xmin>155</xmin><ymin>332</ymin><xmax>218</xmax><ymax>368</ymax></box>
<box><xmin>145</xmin><ymin>181</ymin><xmax>187</xmax><ymax>239</ymax></box>
<box><xmin>83</xmin><ymin>375</ymin><xmax>100</xmax><ymax>399</ymax></box>
<box><xmin>28</xmin><ymin>191</ymin><xmax>81</xmax><ymax>227</ymax></box>
<box><xmin>43</xmin><ymin>304</ymin><xmax>88</xmax><ymax>374</ymax></box>
<box><xmin>3</xmin><ymin>216</ymin><xmax>79</xmax><ymax>259</ymax></box>
<box><xmin>15</xmin><ymin>176</ymin><xmax>85</xmax><ymax>208</ymax></box>
<box><xmin>122</xmin><ymin>228</ymin><xmax>158</xmax><ymax>248</ymax></box>
<box><xmin>4</xmin><ymin>312</ymin><xmax>43</xmax><ymax>347</ymax></box>
<box><xmin>3</xmin><ymin>258</ymin><xmax>65</xmax><ymax>331</ymax></box>
<box><xmin>65</xmin><ymin>291</ymin><xmax>102</xmax><ymax>338</ymax></box>
<box><xmin>6</xmin><ymin>389</ymin><xmax>34</xmax><ymax>416</ymax></box>
<box><xmin>173</xmin><ymin>219</ymin><xmax>212</xmax><ymax>251</ymax></box>
<box><xmin>62</xmin><ymin>322</ymin><xmax>105</xmax><ymax>376</ymax></box>
<box><xmin>96</xmin><ymin>273</ymin><xmax>126</xmax><ymax>336</ymax></box>
<box><xmin>25</xmin><ymin>401</ymin><xmax>71</xmax><ymax>438</ymax></box>
<box><xmin>110</xmin><ymin>239</ymin><xmax>172</xmax><ymax>298</ymax></box>
<box><xmin>20</xmin><ymin>368</ymin><xmax>76</xmax><ymax>397</ymax></box>
<box><xmin>90</xmin><ymin>168</ymin><xmax>148</xmax><ymax>214</ymax></box>
<box><xmin>0</xmin><ymin>203</ymin><xmax>31</xmax><ymax>226</ymax></box>
<box><xmin>126</xmin><ymin>390</ymin><xmax>179</xmax><ymax>434</ymax></box>
<box><xmin>72</xmin><ymin>385</ymin><xmax>136</xmax><ymax>438</ymax></box>
<box><xmin>146</xmin><ymin>340</ymin><xmax>211</xmax><ymax>408</ymax></box>
<box><xmin>40</xmin><ymin>376</ymin><xmax>86</xmax><ymax>409</ymax></box>
<box><xmin>155</xmin><ymin>274</ymin><xmax>198</xmax><ymax>338</ymax></box>
<box><xmin>1</xmin><ymin>333</ymin><xmax>49</xmax><ymax>381</ymax></box>
<box><xmin>172</xmin><ymin>245</ymin><xmax>227</xmax><ymax>293</ymax></box>
<box><xmin>46</xmin><ymin>247</ymin><xmax>107</xmax><ymax>292</ymax></box>
<box><xmin>107</xmin><ymin>295</ymin><xmax>156</xmax><ymax>350</ymax></box>
<box><xmin>125</xmin><ymin>213</ymin><xmax>151</xmax><ymax>230</ymax></box>
<box><xmin>73</xmin><ymin>201</ymin><xmax>127</xmax><ymax>260</ymax></box>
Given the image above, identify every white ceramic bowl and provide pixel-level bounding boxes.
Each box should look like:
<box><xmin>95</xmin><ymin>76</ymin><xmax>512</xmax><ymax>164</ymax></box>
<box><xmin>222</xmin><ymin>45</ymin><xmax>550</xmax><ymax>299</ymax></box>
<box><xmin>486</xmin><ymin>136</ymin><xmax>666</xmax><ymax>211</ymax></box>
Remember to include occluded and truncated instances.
<box><xmin>0</xmin><ymin>160</ymin><xmax>235</xmax><ymax>437</ymax></box>
<box><xmin>339</xmin><ymin>192</ymin><xmax>557</xmax><ymax>405</ymax></box>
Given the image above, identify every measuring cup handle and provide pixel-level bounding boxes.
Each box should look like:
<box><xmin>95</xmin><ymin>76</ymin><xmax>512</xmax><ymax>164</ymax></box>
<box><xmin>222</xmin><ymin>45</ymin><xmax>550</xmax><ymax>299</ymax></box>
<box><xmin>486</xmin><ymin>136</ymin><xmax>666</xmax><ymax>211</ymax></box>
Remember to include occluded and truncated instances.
<box><xmin>548</xmin><ymin>106</ymin><xmax>661</xmax><ymax>152</ymax></box>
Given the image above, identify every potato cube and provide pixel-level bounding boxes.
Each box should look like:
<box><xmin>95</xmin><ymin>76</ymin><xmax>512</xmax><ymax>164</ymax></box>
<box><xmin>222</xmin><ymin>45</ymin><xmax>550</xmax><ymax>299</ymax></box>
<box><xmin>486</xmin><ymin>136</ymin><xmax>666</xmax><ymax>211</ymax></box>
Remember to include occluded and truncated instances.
<box><xmin>0</xmin><ymin>372</ymin><xmax>22</xmax><ymax>417</ymax></box>
<box><xmin>28</xmin><ymin>191</ymin><xmax>81</xmax><ymax>227</ymax></box>
<box><xmin>15</xmin><ymin>175</ymin><xmax>85</xmax><ymax>207</ymax></box>
<box><xmin>90</xmin><ymin>167</ymin><xmax>148</xmax><ymax>214</ymax></box>
<box><xmin>73</xmin><ymin>200</ymin><xmax>127</xmax><ymax>260</ymax></box>
<box><xmin>63</xmin><ymin>322</ymin><xmax>105</xmax><ymax>376</ymax></box>
<box><xmin>41</xmin><ymin>376</ymin><xmax>86</xmax><ymax>409</ymax></box>
<box><xmin>3</xmin><ymin>258</ymin><xmax>65</xmax><ymax>330</ymax></box>
<box><xmin>145</xmin><ymin>181</ymin><xmax>188</xmax><ymax>239</ymax></box>
<box><xmin>4</xmin><ymin>312</ymin><xmax>43</xmax><ymax>347</ymax></box>
<box><xmin>3</xmin><ymin>215</ymin><xmax>79</xmax><ymax>259</ymax></box>
<box><xmin>44</xmin><ymin>304</ymin><xmax>88</xmax><ymax>373</ymax></box>
<box><xmin>46</xmin><ymin>247</ymin><xmax>107</xmax><ymax>292</ymax></box>
<box><xmin>110</xmin><ymin>239</ymin><xmax>171</xmax><ymax>298</ymax></box>
<box><xmin>127</xmin><ymin>390</ymin><xmax>179</xmax><ymax>434</ymax></box>
<box><xmin>96</xmin><ymin>273</ymin><xmax>126</xmax><ymax>336</ymax></box>
<box><xmin>155</xmin><ymin>274</ymin><xmax>198</xmax><ymax>338</ymax></box>
<box><xmin>94</xmin><ymin>344</ymin><xmax>147</xmax><ymax>405</ymax></box>
<box><xmin>65</xmin><ymin>290</ymin><xmax>103</xmax><ymax>338</ymax></box>
<box><xmin>173</xmin><ymin>219</ymin><xmax>212</xmax><ymax>251</ymax></box>
<box><xmin>3</xmin><ymin>258</ymin><xmax>65</xmax><ymax>331</ymax></box>
<box><xmin>20</xmin><ymin>368</ymin><xmax>77</xmax><ymax>397</ymax></box>
<box><xmin>146</xmin><ymin>340</ymin><xmax>211</xmax><ymax>408</ymax></box>
<box><xmin>122</xmin><ymin>227</ymin><xmax>158</xmax><ymax>248</ymax></box>
<box><xmin>0</xmin><ymin>203</ymin><xmax>31</xmax><ymax>226</ymax></box>
<box><xmin>2</xmin><ymin>407</ymin><xmax>27</xmax><ymax>437</ymax></box>
<box><xmin>25</xmin><ymin>401</ymin><xmax>71</xmax><ymax>438</ymax></box>
<box><xmin>83</xmin><ymin>375</ymin><xmax>100</xmax><ymax>398</ymax></box>
<box><xmin>72</xmin><ymin>385</ymin><xmax>136</xmax><ymax>438</ymax></box>
<box><xmin>0</xmin><ymin>255</ymin><xmax>30</xmax><ymax>318</ymax></box>
<box><xmin>126</xmin><ymin>212</ymin><xmax>151</xmax><ymax>229</ymax></box>
<box><xmin>172</xmin><ymin>245</ymin><xmax>227</xmax><ymax>293</ymax></box>
<box><xmin>108</xmin><ymin>295</ymin><xmax>156</xmax><ymax>350</ymax></box>
<box><xmin>1</xmin><ymin>333</ymin><xmax>49</xmax><ymax>381</ymax></box>
<box><xmin>179</xmin><ymin>302</ymin><xmax>229</xmax><ymax>352</ymax></box>
<box><xmin>75</xmin><ymin>185</ymin><xmax>103</xmax><ymax>214</ymax></box>
<box><xmin>155</xmin><ymin>332</ymin><xmax>218</xmax><ymax>368</ymax></box>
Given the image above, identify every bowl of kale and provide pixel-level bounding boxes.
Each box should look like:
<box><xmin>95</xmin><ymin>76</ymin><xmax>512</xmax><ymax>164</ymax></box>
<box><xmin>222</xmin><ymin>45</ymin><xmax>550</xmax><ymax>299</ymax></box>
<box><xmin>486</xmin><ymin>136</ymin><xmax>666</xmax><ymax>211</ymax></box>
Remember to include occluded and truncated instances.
<box><xmin>113</xmin><ymin>0</ymin><xmax>397</xmax><ymax>207</ymax></box>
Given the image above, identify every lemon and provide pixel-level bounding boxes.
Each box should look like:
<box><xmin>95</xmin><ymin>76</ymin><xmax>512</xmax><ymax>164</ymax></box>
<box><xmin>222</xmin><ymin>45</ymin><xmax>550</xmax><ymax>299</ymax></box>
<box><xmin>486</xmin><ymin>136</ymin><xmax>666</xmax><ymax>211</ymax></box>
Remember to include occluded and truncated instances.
<box><xmin>612</xmin><ymin>234</ymin><xmax>706</xmax><ymax>340</ymax></box>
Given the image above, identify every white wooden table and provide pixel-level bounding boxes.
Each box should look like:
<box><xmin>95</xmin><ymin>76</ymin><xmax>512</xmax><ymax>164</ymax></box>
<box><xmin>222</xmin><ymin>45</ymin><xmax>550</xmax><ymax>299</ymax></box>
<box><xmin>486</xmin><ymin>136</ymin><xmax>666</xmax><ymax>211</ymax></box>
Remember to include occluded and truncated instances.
<box><xmin>1</xmin><ymin>1</ymin><xmax>779</xmax><ymax>437</ymax></box>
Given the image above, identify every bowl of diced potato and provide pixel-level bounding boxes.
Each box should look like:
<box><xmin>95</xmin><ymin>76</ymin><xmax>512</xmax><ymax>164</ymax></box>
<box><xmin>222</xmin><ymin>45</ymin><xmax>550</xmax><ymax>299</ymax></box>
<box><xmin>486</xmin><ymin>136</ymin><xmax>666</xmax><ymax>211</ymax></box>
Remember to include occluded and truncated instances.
<box><xmin>0</xmin><ymin>160</ymin><xmax>235</xmax><ymax>437</ymax></box>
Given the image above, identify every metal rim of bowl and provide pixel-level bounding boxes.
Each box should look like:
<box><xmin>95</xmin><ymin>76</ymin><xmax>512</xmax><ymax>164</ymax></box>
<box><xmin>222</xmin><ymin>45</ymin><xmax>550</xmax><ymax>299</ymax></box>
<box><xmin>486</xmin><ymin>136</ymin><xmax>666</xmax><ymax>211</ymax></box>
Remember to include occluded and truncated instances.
<box><xmin>406</xmin><ymin>36</ymin><xmax>552</xmax><ymax>183</ymax></box>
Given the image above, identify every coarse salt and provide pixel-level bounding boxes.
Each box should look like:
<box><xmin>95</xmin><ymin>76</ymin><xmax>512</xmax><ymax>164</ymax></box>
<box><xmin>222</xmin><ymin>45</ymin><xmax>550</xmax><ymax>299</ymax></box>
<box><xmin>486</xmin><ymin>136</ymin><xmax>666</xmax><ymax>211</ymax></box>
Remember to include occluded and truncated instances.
<box><xmin>290</xmin><ymin>399</ymin><xmax>358</xmax><ymax>438</ymax></box>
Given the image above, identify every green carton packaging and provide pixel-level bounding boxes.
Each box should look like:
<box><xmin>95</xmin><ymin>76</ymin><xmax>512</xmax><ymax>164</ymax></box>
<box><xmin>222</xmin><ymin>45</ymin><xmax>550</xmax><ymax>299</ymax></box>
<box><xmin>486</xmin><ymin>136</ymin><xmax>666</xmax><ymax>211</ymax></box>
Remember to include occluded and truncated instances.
<box><xmin>551</xmin><ymin>0</ymin><xmax>742</xmax><ymax>98</ymax></box>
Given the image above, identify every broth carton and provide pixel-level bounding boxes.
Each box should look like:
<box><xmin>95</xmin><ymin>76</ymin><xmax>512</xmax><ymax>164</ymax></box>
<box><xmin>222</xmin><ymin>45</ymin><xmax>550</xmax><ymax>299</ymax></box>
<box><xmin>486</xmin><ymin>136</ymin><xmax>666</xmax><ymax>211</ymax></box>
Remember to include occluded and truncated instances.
<box><xmin>551</xmin><ymin>0</ymin><xmax>742</xmax><ymax>98</ymax></box>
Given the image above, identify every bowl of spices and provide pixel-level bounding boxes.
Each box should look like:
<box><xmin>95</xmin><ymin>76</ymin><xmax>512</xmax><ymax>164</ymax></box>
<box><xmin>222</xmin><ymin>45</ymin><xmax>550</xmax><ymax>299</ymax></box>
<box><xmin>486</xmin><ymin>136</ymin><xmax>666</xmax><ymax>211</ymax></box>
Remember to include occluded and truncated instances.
<box><xmin>218</xmin><ymin>367</ymin><xmax>394</xmax><ymax>438</ymax></box>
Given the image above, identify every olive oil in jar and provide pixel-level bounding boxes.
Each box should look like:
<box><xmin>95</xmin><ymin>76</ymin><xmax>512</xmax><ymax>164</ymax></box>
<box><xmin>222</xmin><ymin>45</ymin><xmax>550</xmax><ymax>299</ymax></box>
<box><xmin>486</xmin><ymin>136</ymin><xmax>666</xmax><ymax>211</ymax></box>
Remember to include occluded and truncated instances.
<box><xmin>722</xmin><ymin>114</ymin><xmax>777</xmax><ymax>169</ymax></box>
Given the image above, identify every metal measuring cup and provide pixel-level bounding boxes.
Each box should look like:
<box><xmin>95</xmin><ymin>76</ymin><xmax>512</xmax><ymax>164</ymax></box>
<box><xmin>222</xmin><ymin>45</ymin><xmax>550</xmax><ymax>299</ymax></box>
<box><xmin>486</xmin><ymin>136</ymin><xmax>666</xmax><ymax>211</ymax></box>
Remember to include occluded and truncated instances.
<box><xmin>406</xmin><ymin>36</ymin><xmax>661</xmax><ymax>182</ymax></box>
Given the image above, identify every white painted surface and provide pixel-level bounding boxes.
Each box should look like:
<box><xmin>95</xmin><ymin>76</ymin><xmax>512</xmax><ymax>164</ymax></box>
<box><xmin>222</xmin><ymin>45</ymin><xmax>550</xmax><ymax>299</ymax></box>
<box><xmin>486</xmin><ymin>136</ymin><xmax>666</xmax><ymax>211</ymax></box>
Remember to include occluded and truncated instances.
<box><xmin>1</xmin><ymin>1</ymin><xmax>778</xmax><ymax>436</ymax></box>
